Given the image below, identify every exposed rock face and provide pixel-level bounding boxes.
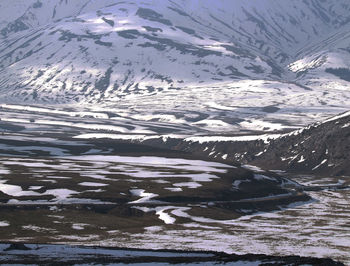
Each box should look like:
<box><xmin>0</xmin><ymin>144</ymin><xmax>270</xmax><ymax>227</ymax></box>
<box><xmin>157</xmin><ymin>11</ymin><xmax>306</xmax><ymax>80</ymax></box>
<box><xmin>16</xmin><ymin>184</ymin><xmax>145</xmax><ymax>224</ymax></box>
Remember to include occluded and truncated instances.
<box><xmin>140</xmin><ymin>111</ymin><xmax>350</xmax><ymax>177</ymax></box>
<box><xmin>246</xmin><ymin>112</ymin><xmax>350</xmax><ymax>176</ymax></box>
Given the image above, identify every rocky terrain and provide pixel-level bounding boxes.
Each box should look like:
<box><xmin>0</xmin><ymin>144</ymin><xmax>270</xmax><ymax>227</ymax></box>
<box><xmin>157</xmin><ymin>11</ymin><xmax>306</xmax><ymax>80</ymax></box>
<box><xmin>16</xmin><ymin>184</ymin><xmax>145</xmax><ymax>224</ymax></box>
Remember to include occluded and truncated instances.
<box><xmin>1</xmin><ymin>0</ymin><xmax>350</xmax><ymax>265</ymax></box>
<box><xmin>135</xmin><ymin>110</ymin><xmax>350</xmax><ymax>177</ymax></box>
<box><xmin>0</xmin><ymin>104</ymin><xmax>349</xmax><ymax>265</ymax></box>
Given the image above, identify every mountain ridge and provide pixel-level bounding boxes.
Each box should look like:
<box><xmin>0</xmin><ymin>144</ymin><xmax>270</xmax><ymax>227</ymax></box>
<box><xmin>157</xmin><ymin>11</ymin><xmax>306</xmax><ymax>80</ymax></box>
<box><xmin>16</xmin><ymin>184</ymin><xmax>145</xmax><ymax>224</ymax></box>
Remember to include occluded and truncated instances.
<box><xmin>0</xmin><ymin>0</ymin><xmax>350</xmax><ymax>108</ymax></box>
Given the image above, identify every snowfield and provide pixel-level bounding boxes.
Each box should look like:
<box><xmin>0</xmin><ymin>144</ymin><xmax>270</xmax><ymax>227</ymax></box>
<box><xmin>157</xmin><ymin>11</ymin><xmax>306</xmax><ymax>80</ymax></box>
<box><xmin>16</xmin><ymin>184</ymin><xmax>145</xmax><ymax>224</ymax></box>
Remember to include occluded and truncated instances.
<box><xmin>0</xmin><ymin>0</ymin><xmax>350</xmax><ymax>265</ymax></box>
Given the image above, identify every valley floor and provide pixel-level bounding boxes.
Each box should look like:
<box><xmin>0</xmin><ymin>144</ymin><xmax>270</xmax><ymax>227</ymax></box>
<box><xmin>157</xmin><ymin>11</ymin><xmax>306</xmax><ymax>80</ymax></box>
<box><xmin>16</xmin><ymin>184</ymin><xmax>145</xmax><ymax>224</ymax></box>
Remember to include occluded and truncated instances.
<box><xmin>0</xmin><ymin>104</ymin><xmax>349</xmax><ymax>265</ymax></box>
<box><xmin>2</xmin><ymin>177</ymin><xmax>347</xmax><ymax>264</ymax></box>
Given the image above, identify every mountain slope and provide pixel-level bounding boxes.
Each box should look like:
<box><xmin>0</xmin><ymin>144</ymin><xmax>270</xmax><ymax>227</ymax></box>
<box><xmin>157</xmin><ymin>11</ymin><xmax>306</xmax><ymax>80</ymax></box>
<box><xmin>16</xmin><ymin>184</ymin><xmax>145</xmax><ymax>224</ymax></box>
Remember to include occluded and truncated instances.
<box><xmin>0</xmin><ymin>0</ymin><xmax>350</xmax><ymax>107</ymax></box>
<box><xmin>243</xmin><ymin>111</ymin><xmax>350</xmax><ymax>176</ymax></box>
<box><xmin>142</xmin><ymin>111</ymin><xmax>350</xmax><ymax>177</ymax></box>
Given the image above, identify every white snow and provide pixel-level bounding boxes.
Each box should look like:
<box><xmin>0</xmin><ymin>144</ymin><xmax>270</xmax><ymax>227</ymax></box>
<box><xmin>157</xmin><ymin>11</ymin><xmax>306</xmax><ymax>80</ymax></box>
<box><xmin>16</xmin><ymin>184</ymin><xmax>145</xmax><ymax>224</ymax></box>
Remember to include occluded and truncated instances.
<box><xmin>156</xmin><ymin>208</ymin><xmax>176</xmax><ymax>224</ymax></box>
<box><xmin>129</xmin><ymin>189</ymin><xmax>159</xmax><ymax>204</ymax></box>
<box><xmin>0</xmin><ymin>104</ymin><xmax>109</xmax><ymax>119</ymax></box>
<box><xmin>164</xmin><ymin>187</ymin><xmax>183</xmax><ymax>192</ymax></box>
<box><xmin>242</xmin><ymin>165</ymin><xmax>264</xmax><ymax>172</ymax></box>
<box><xmin>0</xmin><ymin>180</ymin><xmax>40</xmax><ymax>197</ymax></box>
<box><xmin>0</xmin><ymin>221</ymin><xmax>9</xmax><ymax>227</ymax></box>
<box><xmin>72</xmin><ymin>224</ymin><xmax>89</xmax><ymax>230</ymax></box>
<box><xmin>0</xmin><ymin>168</ymin><xmax>10</xmax><ymax>175</ymax></box>
<box><xmin>184</xmin><ymin>134</ymin><xmax>281</xmax><ymax>144</ymax></box>
<box><xmin>323</xmin><ymin>111</ymin><xmax>350</xmax><ymax>123</ymax></box>
<box><xmin>44</xmin><ymin>189</ymin><xmax>78</xmax><ymax>202</ymax></box>
<box><xmin>173</xmin><ymin>182</ymin><xmax>202</xmax><ymax>189</ymax></box>
<box><xmin>73</xmin><ymin>133</ymin><xmax>157</xmax><ymax>141</ymax></box>
<box><xmin>297</xmin><ymin>155</ymin><xmax>306</xmax><ymax>163</ymax></box>
<box><xmin>29</xmin><ymin>186</ymin><xmax>43</xmax><ymax>190</ymax></box>
<box><xmin>78</xmin><ymin>182</ymin><xmax>108</xmax><ymax>187</ymax></box>
<box><xmin>312</xmin><ymin>159</ymin><xmax>328</xmax><ymax>170</ymax></box>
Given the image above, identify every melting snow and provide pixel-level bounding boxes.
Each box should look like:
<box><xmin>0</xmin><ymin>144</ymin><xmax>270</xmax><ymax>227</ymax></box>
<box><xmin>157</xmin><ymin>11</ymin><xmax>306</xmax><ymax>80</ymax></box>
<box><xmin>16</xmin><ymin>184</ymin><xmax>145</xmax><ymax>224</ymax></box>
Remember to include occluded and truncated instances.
<box><xmin>297</xmin><ymin>155</ymin><xmax>306</xmax><ymax>163</ymax></box>
<box><xmin>312</xmin><ymin>159</ymin><xmax>328</xmax><ymax>170</ymax></box>
<box><xmin>164</xmin><ymin>187</ymin><xmax>183</xmax><ymax>192</ymax></box>
<box><xmin>156</xmin><ymin>208</ymin><xmax>176</xmax><ymax>224</ymax></box>
<box><xmin>0</xmin><ymin>221</ymin><xmax>9</xmax><ymax>227</ymax></box>
<box><xmin>78</xmin><ymin>182</ymin><xmax>108</xmax><ymax>187</ymax></box>
<box><xmin>242</xmin><ymin>164</ymin><xmax>264</xmax><ymax>172</ymax></box>
<box><xmin>0</xmin><ymin>181</ymin><xmax>40</xmax><ymax>197</ymax></box>
<box><xmin>129</xmin><ymin>189</ymin><xmax>159</xmax><ymax>204</ymax></box>
<box><xmin>0</xmin><ymin>168</ymin><xmax>10</xmax><ymax>175</ymax></box>
<box><xmin>173</xmin><ymin>182</ymin><xmax>202</xmax><ymax>188</ymax></box>
<box><xmin>184</xmin><ymin>134</ymin><xmax>281</xmax><ymax>144</ymax></box>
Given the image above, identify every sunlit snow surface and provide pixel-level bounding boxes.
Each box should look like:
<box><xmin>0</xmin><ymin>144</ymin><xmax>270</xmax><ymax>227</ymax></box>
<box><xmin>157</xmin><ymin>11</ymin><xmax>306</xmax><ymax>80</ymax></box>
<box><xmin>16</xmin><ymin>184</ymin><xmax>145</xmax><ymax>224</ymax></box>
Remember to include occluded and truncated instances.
<box><xmin>1</xmin><ymin>79</ymin><xmax>348</xmax><ymax>135</ymax></box>
<box><xmin>0</xmin><ymin>155</ymin><xmax>231</xmax><ymax>204</ymax></box>
<box><xmin>0</xmin><ymin>105</ymin><xmax>349</xmax><ymax>264</ymax></box>
<box><xmin>1</xmin><ymin>155</ymin><xmax>348</xmax><ymax>263</ymax></box>
<box><xmin>99</xmin><ymin>181</ymin><xmax>350</xmax><ymax>265</ymax></box>
<box><xmin>1</xmin><ymin>0</ymin><xmax>350</xmax><ymax>111</ymax></box>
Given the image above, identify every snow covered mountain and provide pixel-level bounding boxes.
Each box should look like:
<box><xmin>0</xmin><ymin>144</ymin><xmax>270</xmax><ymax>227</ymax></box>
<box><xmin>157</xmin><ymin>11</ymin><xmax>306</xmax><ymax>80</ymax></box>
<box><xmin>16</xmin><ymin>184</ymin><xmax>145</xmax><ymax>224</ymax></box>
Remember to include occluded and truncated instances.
<box><xmin>0</xmin><ymin>0</ymin><xmax>350</xmax><ymax>111</ymax></box>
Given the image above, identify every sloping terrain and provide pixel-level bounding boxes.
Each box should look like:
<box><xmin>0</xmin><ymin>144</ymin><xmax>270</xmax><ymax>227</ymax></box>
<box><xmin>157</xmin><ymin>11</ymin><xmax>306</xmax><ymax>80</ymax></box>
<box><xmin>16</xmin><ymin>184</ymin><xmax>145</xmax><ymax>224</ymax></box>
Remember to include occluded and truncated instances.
<box><xmin>0</xmin><ymin>0</ymin><xmax>349</xmax><ymax>115</ymax></box>
<box><xmin>241</xmin><ymin>111</ymin><xmax>350</xmax><ymax>176</ymax></box>
<box><xmin>2</xmin><ymin>103</ymin><xmax>349</xmax><ymax>177</ymax></box>
<box><xmin>1</xmin><ymin>1</ymin><xmax>350</xmax><ymax>265</ymax></box>
<box><xmin>133</xmin><ymin>111</ymin><xmax>350</xmax><ymax>177</ymax></box>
